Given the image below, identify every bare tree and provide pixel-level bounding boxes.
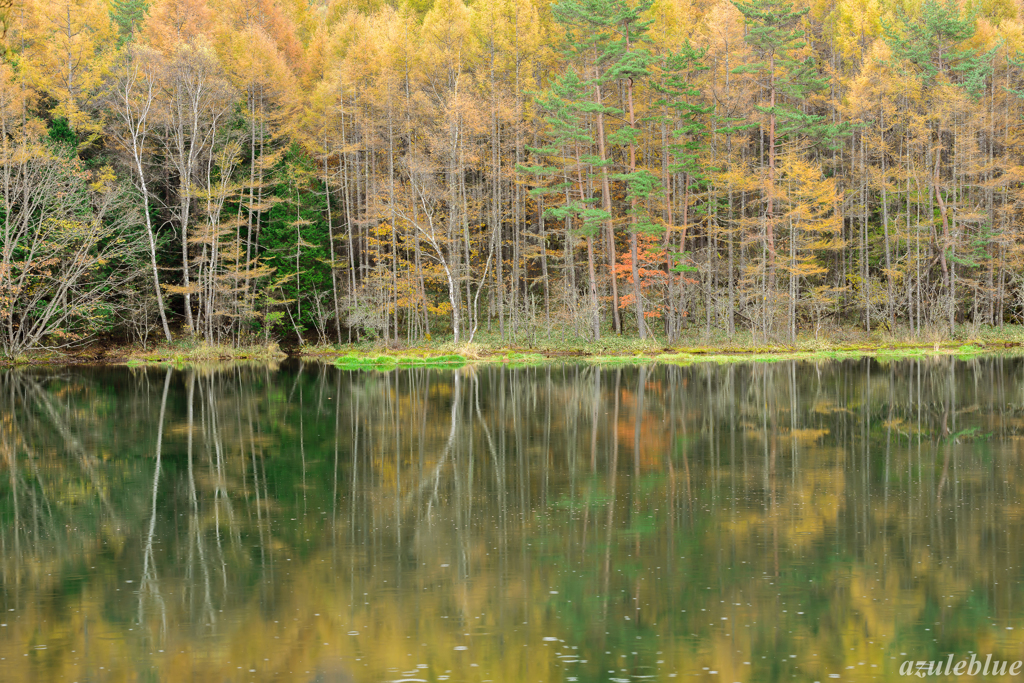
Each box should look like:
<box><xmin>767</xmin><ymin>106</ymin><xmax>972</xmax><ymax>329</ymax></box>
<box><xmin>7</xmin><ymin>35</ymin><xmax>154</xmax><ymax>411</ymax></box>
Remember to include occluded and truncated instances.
<box><xmin>105</xmin><ymin>45</ymin><xmax>173</xmax><ymax>342</ymax></box>
<box><xmin>0</xmin><ymin>65</ymin><xmax>147</xmax><ymax>354</ymax></box>
<box><xmin>157</xmin><ymin>42</ymin><xmax>234</xmax><ymax>335</ymax></box>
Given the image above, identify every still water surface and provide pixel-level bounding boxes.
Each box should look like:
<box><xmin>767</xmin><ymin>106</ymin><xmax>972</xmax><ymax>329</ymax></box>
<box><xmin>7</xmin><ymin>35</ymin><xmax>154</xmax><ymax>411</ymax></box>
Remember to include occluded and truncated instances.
<box><xmin>1</xmin><ymin>358</ymin><xmax>1023</xmax><ymax>682</ymax></box>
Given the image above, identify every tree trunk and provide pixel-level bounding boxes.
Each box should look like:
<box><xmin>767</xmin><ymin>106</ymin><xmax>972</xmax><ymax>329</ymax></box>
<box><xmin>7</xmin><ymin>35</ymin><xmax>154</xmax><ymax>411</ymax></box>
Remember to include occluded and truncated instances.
<box><xmin>594</xmin><ymin>82</ymin><xmax>621</xmax><ymax>334</ymax></box>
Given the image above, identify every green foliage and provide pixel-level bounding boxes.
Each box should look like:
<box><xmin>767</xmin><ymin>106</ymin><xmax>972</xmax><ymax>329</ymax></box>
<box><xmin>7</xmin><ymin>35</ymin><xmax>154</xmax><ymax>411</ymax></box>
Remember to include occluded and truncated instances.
<box><xmin>47</xmin><ymin>117</ymin><xmax>78</xmax><ymax>149</ymax></box>
<box><xmin>552</xmin><ymin>0</ymin><xmax>663</xmax><ymax>241</ymax></box>
<box><xmin>612</xmin><ymin>168</ymin><xmax>663</xmax><ymax>234</ymax></box>
<box><xmin>332</xmin><ymin>353</ymin><xmax>467</xmax><ymax>370</ymax></box>
<box><xmin>883</xmin><ymin>0</ymin><xmax>993</xmax><ymax>96</ymax></box>
<box><xmin>259</xmin><ymin>145</ymin><xmax>331</xmax><ymax>337</ymax></box>
<box><xmin>110</xmin><ymin>0</ymin><xmax>149</xmax><ymax>43</ymax></box>
<box><xmin>520</xmin><ymin>68</ymin><xmax>608</xmax><ymax>238</ymax></box>
<box><xmin>654</xmin><ymin>42</ymin><xmax>713</xmax><ymax>184</ymax></box>
<box><xmin>670</xmin><ymin>250</ymin><xmax>700</xmax><ymax>272</ymax></box>
<box><xmin>732</xmin><ymin>0</ymin><xmax>847</xmax><ymax>149</ymax></box>
<box><xmin>551</xmin><ymin>0</ymin><xmax>655</xmax><ymax>71</ymax></box>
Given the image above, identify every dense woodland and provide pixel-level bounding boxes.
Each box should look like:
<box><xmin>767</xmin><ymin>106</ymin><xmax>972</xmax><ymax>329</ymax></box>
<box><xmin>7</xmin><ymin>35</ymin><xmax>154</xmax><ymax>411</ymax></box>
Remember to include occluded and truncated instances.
<box><xmin>1</xmin><ymin>0</ymin><xmax>1024</xmax><ymax>352</ymax></box>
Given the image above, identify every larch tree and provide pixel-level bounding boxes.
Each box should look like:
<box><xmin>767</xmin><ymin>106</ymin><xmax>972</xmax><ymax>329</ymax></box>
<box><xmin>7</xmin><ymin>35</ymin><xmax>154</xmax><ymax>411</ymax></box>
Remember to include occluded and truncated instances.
<box><xmin>157</xmin><ymin>41</ymin><xmax>235</xmax><ymax>333</ymax></box>
<box><xmin>5</xmin><ymin>0</ymin><xmax>1024</xmax><ymax>348</ymax></box>
<box><xmin>732</xmin><ymin>0</ymin><xmax>839</xmax><ymax>337</ymax></box>
<box><xmin>731</xmin><ymin>0</ymin><xmax>811</xmax><ymax>270</ymax></box>
<box><xmin>21</xmin><ymin>0</ymin><xmax>115</xmax><ymax>144</ymax></box>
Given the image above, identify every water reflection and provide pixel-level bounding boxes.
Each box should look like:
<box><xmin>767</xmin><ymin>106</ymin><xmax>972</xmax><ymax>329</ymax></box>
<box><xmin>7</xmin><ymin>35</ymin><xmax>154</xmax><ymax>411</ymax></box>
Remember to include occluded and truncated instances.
<box><xmin>1</xmin><ymin>358</ymin><xmax>1024</xmax><ymax>681</ymax></box>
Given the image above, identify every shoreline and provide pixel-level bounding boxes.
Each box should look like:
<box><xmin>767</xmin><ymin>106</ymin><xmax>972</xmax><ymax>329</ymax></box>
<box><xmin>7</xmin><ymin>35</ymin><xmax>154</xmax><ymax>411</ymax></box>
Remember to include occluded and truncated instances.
<box><xmin>3</xmin><ymin>335</ymin><xmax>1022</xmax><ymax>368</ymax></box>
<box><xmin>300</xmin><ymin>339</ymin><xmax>1020</xmax><ymax>367</ymax></box>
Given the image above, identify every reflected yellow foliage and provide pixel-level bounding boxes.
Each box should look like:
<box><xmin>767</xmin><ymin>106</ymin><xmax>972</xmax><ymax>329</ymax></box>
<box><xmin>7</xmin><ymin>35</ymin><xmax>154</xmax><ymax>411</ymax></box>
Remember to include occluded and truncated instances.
<box><xmin>2</xmin><ymin>361</ymin><xmax>1024</xmax><ymax>681</ymax></box>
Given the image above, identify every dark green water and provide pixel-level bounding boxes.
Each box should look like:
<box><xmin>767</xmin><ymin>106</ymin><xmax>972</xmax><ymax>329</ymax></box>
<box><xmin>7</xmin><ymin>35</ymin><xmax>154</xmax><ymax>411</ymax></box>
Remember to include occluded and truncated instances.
<box><xmin>1</xmin><ymin>358</ymin><xmax>1024</xmax><ymax>682</ymax></box>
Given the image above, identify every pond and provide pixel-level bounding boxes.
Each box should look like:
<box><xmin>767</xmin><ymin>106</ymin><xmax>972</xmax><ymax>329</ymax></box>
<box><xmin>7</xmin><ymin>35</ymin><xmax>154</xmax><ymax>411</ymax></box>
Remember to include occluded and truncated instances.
<box><xmin>1</xmin><ymin>358</ymin><xmax>1023</xmax><ymax>682</ymax></box>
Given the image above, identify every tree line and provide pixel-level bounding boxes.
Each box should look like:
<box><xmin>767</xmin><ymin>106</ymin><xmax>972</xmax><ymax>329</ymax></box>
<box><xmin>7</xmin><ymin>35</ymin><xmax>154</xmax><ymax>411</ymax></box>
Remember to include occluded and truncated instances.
<box><xmin>1</xmin><ymin>0</ymin><xmax>1022</xmax><ymax>352</ymax></box>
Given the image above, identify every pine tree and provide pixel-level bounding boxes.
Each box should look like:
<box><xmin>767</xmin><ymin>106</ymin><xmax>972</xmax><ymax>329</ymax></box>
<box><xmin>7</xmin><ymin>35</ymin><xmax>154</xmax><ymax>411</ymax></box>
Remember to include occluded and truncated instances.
<box><xmin>520</xmin><ymin>68</ymin><xmax>607</xmax><ymax>339</ymax></box>
<box><xmin>110</xmin><ymin>0</ymin><xmax>149</xmax><ymax>43</ymax></box>
<box><xmin>653</xmin><ymin>41</ymin><xmax>712</xmax><ymax>339</ymax></box>
<box><xmin>607</xmin><ymin>0</ymin><xmax>660</xmax><ymax>338</ymax></box>
<box><xmin>261</xmin><ymin>147</ymin><xmax>331</xmax><ymax>344</ymax></box>
<box><xmin>883</xmin><ymin>0</ymin><xmax>990</xmax><ymax>95</ymax></box>
<box><xmin>551</xmin><ymin>0</ymin><xmax>625</xmax><ymax>334</ymax></box>
<box><xmin>732</xmin><ymin>0</ymin><xmax>832</xmax><ymax>260</ymax></box>
<box><xmin>552</xmin><ymin>0</ymin><xmax>661</xmax><ymax>337</ymax></box>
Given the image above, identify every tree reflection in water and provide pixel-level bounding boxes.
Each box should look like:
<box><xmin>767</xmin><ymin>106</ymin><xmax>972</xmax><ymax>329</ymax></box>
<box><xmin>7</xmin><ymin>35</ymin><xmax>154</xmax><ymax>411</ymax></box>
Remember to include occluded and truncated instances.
<box><xmin>0</xmin><ymin>357</ymin><xmax>1023</xmax><ymax>681</ymax></box>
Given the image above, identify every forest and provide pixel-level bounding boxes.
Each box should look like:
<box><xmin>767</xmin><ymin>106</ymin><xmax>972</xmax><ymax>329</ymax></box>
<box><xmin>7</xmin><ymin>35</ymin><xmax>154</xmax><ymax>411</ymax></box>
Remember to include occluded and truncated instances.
<box><xmin>0</xmin><ymin>0</ymin><xmax>1022</xmax><ymax>353</ymax></box>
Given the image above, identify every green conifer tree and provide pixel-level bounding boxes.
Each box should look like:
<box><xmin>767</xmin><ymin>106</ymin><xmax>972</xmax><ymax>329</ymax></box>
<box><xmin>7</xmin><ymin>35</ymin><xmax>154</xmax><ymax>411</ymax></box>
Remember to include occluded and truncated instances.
<box><xmin>653</xmin><ymin>42</ymin><xmax>712</xmax><ymax>338</ymax></box>
<box><xmin>552</xmin><ymin>0</ymin><xmax>661</xmax><ymax>337</ymax></box>
<box><xmin>883</xmin><ymin>0</ymin><xmax>991</xmax><ymax>96</ymax></box>
<box><xmin>733</xmin><ymin>0</ymin><xmax>807</xmax><ymax>261</ymax></box>
<box><xmin>110</xmin><ymin>0</ymin><xmax>148</xmax><ymax>44</ymax></box>
<box><xmin>519</xmin><ymin>69</ymin><xmax>608</xmax><ymax>339</ymax></box>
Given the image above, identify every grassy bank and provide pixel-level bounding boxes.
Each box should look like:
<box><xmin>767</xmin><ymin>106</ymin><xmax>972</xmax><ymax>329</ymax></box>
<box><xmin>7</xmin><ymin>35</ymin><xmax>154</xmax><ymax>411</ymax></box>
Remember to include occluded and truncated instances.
<box><xmin>4</xmin><ymin>324</ymin><xmax>1024</xmax><ymax>368</ymax></box>
<box><xmin>0</xmin><ymin>340</ymin><xmax>289</xmax><ymax>368</ymax></box>
<box><xmin>299</xmin><ymin>324</ymin><xmax>1024</xmax><ymax>366</ymax></box>
<box><xmin>122</xmin><ymin>341</ymin><xmax>289</xmax><ymax>367</ymax></box>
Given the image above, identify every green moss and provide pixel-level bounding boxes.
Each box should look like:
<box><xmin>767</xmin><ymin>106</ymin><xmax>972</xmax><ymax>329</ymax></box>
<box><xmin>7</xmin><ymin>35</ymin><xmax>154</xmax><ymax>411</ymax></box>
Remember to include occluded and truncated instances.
<box><xmin>490</xmin><ymin>352</ymin><xmax>547</xmax><ymax>367</ymax></box>
<box><xmin>312</xmin><ymin>342</ymin><xmax>1024</xmax><ymax>369</ymax></box>
<box><xmin>874</xmin><ymin>348</ymin><xmax>927</xmax><ymax>362</ymax></box>
<box><xmin>332</xmin><ymin>353</ymin><xmax>467</xmax><ymax>371</ymax></box>
<box><xmin>955</xmin><ymin>344</ymin><xmax>986</xmax><ymax>361</ymax></box>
